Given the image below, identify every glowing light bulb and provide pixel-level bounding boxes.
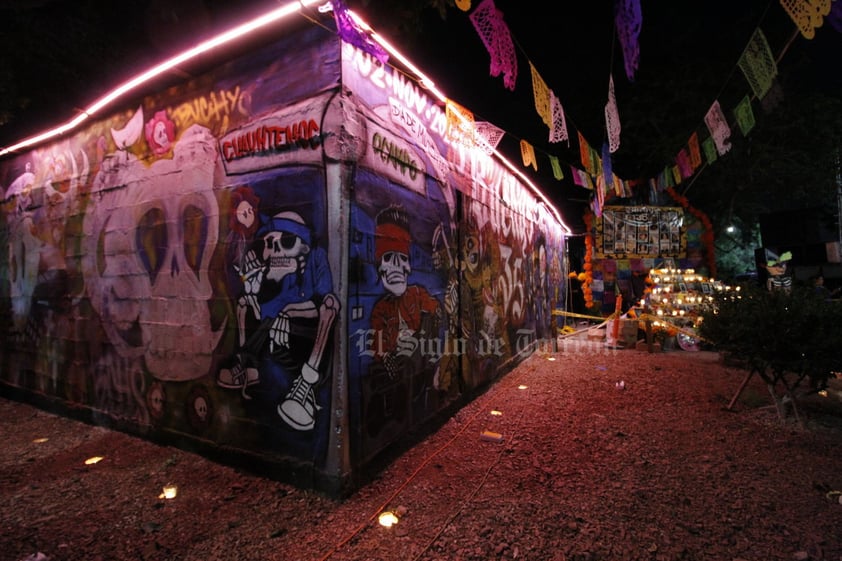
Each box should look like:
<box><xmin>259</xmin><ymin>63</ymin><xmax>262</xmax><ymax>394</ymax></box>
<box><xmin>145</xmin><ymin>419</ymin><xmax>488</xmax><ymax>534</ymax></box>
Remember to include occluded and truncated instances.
<box><xmin>379</xmin><ymin>506</ymin><xmax>406</xmax><ymax>527</ymax></box>
<box><xmin>159</xmin><ymin>484</ymin><xmax>178</xmax><ymax>499</ymax></box>
<box><xmin>379</xmin><ymin>511</ymin><xmax>399</xmax><ymax>527</ymax></box>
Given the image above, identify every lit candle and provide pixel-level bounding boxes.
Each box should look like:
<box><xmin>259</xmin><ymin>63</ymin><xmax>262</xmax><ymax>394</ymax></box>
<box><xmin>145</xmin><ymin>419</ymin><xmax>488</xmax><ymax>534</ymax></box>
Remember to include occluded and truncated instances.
<box><xmin>159</xmin><ymin>484</ymin><xmax>178</xmax><ymax>499</ymax></box>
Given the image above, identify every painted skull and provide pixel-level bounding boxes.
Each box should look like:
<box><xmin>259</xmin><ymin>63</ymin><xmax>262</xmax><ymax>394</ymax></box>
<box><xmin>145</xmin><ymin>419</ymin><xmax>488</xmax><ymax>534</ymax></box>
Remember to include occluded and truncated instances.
<box><xmin>82</xmin><ymin>123</ymin><xmax>224</xmax><ymax>381</ymax></box>
<box><xmin>378</xmin><ymin>250</ymin><xmax>410</xmax><ymax>296</ymax></box>
<box><xmin>194</xmin><ymin>396</ymin><xmax>208</xmax><ymax>421</ymax></box>
<box><xmin>463</xmin><ymin>231</ymin><xmax>480</xmax><ymax>275</ymax></box>
<box><xmin>262</xmin><ymin>211</ymin><xmax>309</xmax><ymax>283</ymax></box>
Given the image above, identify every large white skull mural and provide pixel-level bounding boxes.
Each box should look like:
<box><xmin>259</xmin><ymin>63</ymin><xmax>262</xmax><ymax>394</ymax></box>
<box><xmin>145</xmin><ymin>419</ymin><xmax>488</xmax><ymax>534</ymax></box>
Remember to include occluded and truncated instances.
<box><xmin>82</xmin><ymin>115</ymin><xmax>224</xmax><ymax>381</ymax></box>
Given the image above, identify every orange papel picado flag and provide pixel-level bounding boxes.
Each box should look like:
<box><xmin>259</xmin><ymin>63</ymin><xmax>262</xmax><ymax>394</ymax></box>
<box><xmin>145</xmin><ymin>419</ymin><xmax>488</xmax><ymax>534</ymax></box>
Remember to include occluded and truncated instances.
<box><xmin>520</xmin><ymin>139</ymin><xmax>538</xmax><ymax>171</ymax></box>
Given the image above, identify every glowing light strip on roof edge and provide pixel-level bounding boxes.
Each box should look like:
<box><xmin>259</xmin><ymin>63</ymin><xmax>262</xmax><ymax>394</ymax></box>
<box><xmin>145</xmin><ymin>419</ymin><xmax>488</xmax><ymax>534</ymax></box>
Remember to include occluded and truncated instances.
<box><xmin>348</xmin><ymin>11</ymin><xmax>570</xmax><ymax>234</ymax></box>
<box><xmin>0</xmin><ymin>0</ymin><xmax>321</xmax><ymax>157</ymax></box>
<box><xmin>0</xmin><ymin>0</ymin><xmax>570</xmax><ymax>234</ymax></box>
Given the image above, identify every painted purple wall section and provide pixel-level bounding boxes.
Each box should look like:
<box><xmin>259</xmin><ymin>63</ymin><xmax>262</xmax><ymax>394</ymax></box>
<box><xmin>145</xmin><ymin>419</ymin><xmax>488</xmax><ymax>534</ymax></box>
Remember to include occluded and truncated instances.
<box><xmin>0</xmin><ymin>21</ymin><xmax>566</xmax><ymax>496</ymax></box>
<box><xmin>340</xmin><ymin>44</ymin><xmax>566</xmax><ymax>465</ymax></box>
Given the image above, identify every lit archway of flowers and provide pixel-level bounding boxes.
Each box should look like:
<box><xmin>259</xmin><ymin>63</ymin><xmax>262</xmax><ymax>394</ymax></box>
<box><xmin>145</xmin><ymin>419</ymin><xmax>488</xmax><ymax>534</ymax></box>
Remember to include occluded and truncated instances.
<box><xmin>665</xmin><ymin>187</ymin><xmax>716</xmax><ymax>278</ymax></box>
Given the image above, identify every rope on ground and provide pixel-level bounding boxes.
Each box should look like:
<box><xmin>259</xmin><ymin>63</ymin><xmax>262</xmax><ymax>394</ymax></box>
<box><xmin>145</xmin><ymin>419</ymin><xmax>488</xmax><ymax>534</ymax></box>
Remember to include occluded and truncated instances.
<box><xmin>410</xmin><ymin>359</ymin><xmax>533</xmax><ymax>561</ymax></box>
<box><xmin>317</xmin><ymin>356</ymin><xmax>536</xmax><ymax>561</ymax></box>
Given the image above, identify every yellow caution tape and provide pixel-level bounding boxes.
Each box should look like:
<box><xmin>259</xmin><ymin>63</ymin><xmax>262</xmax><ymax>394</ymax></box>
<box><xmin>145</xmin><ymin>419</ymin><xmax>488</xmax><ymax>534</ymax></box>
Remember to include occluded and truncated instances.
<box><xmin>552</xmin><ymin>310</ymin><xmax>611</xmax><ymax>321</ymax></box>
<box><xmin>552</xmin><ymin>309</ymin><xmax>710</xmax><ymax>344</ymax></box>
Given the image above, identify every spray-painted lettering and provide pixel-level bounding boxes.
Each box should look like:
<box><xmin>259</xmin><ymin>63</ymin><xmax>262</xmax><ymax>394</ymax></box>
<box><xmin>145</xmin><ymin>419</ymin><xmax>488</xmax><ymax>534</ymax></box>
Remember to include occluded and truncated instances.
<box><xmin>371</xmin><ymin>132</ymin><xmax>419</xmax><ymax>180</ymax></box>
<box><xmin>221</xmin><ymin>119</ymin><xmax>321</xmax><ymax>162</ymax></box>
<box><xmin>388</xmin><ymin>99</ymin><xmax>424</xmax><ymax>137</ymax></box>
<box><xmin>171</xmin><ymin>87</ymin><xmax>248</xmax><ymax>132</ymax></box>
<box><xmin>498</xmin><ymin>243</ymin><xmax>526</xmax><ymax>327</ymax></box>
<box><xmin>346</xmin><ymin>45</ymin><xmax>443</xmax><ymax>139</ymax></box>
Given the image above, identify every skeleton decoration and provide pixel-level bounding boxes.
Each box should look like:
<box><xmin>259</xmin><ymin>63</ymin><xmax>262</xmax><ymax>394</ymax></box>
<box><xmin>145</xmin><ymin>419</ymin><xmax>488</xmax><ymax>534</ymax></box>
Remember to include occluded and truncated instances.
<box><xmin>764</xmin><ymin>249</ymin><xmax>793</xmax><ymax>292</ymax></box>
<box><xmin>146</xmin><ymin>381</ymin><xmax>167</xmax><ymax>421</ymax></box>
<box><xmin>433</xmin><ymin>221</ymin><xmax>459</xmax><ymax>394</ymax></box>
<box><xmin>370</xmin><ymin>206</ymin><xmax>441</xmax><ymax>380</ymax></box>
<box><xmin>186</xmin><ymin>385</ymin><xmax>214</xmax><ymax>431</ymax></box>
<box><xmin>218</xmin><ymin>209</ymin><xmax>339</xmax><ymax>431</ymax></box>
<box><xmin>264</xmin><ymin>213</ymin><xmax>309</xmax><ymax>283</ymax></box>
<box><xmin>375</xmin><ymin>206</ymin><xmax>413</xmax><ymax>297</ymax></box>
<box><xmin>195</xmin><ymin>396</ymin><xmax>209</xmax><ymax>421</ymax></box>
<box><xmin>461</xmin><ymin>216</ymin><xmax>498</xmax><ymax>337</ymax></box>
<box><xmin>379</xmin><ymin>245</ymin><xmax>410</xmax><ymax>296</ymax></box>
<box><xmin>218</xmin><ymin>210</ymin><xmax>313</xmax><ymax>396</ymax></box>
<box><xmin>279</xmin><ymin>293</ymin><xmax>339</xmax><ymax>430</ymax></box>
<box><xmin>82</xmin><ymin>115</ymin><xmax>225</xmax><ymax>381</ymax></box>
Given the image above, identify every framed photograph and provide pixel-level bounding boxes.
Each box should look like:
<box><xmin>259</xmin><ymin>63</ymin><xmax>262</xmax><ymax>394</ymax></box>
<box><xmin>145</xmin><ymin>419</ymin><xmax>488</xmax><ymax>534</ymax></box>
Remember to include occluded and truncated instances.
<box><xmin>701</xmin><ymin>282</ymin><xmax>712</xmax><ymax>294</ymax></box>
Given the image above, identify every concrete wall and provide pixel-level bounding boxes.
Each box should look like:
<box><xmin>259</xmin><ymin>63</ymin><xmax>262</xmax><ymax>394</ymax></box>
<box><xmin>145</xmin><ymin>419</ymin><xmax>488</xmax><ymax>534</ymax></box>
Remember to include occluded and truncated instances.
<box><xmin>0</xmin><ymin>22</ymin><xmax>567</xmax><ymax>496</ymax></box>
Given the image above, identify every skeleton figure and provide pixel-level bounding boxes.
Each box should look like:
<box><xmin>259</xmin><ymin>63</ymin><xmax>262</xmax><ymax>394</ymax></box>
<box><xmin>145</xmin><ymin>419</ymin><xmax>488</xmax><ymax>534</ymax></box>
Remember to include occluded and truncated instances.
<box><xmin>460</xmin><ymin>217</ymin><xmax>505</xmax><ymax>352</ymax></box>
<box><xmin>764</xmin><ymin>249</ymin><xmax>793</xmax><ymax>293</ymax></box>
<box><xmin>218</xmin><ymin>210</ymin><xmax>338</xmax><ymax>431</ymax></box>
<box><xmin>370</xmin><ymin>206</ymin><xmax>441</xmax><ymax>379</ymax></box>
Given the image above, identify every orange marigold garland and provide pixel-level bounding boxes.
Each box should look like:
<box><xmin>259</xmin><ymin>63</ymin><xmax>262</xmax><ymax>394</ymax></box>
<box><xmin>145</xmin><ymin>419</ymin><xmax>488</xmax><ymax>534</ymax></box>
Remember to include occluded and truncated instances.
<box><xmin>665</xmin><ymin>187</ymin><xmax>717</xmax><ymax>278</ymax></box>
<box><xmin>644</xmin><ymin>273</ymin><xmax>655</xmax><ymax>295</ymax></box>
<box><xmin>583</xmin><ymin>212</ymin><xmax>595</xmax><ymax>310</ymax></box>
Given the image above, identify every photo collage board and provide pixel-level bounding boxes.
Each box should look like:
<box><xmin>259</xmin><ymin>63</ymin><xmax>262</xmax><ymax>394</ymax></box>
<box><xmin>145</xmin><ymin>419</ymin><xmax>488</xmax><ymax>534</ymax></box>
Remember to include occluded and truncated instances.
<box><xmin>596</xmin><ymin>206</ymin><xmax>685</xmax><ymax>259</ymax></box>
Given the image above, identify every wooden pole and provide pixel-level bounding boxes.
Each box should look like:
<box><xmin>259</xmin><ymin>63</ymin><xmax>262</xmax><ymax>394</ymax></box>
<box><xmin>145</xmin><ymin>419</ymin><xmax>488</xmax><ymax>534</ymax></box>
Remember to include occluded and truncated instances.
<box><xmin>727</xmin><ymin>370</ymin><xmax>754</xmax><ymax>410</ymax></box>
<box><xmin>611</xmin><ymin>294</ymin><xmax>622</xmax><ymax>345</ymax></box>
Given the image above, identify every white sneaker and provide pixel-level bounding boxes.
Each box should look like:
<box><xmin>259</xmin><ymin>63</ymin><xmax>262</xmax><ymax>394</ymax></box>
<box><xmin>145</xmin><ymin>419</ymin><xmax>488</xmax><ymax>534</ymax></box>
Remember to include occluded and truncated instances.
<box><xmin>277</xmin><ymin>376</ymin><xmax>319</xmax><ymax>430</ymax></box>
<box><xmin>217</xmin><ymin>357</ymin><xmax>259</xmax><ymax>389</ymax></box>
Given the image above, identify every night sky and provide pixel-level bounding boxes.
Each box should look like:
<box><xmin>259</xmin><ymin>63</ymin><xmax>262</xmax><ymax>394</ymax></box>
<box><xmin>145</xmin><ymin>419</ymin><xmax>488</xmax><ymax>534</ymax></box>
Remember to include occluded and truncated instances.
<box><xmin>1</xmin><ymin>0</ymin><xmax>840</xmax><ymax>232</ymax></box>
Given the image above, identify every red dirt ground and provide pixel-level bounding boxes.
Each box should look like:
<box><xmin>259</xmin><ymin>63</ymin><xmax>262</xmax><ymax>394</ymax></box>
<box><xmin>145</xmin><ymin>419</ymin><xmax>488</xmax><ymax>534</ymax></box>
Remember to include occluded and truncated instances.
<box><xmin>2</xmin><ymin>345</ymin><xmax>842</xmax><ymax>561</ymax></box>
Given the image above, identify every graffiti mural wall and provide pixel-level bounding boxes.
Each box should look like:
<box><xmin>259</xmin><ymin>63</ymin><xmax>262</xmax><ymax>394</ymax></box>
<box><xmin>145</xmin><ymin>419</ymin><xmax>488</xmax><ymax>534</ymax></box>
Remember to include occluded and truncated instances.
<box><xmin>0</xmin><ymin>24</ymin><xmax>343</xmax><ymax>479</ymax></box>
<box><xmin>341</xmin><ymin>45</ymin><xmax>567</xmax><ymax>464</ymax></box>
<box><xmin>0</xmin><ymin>17</ymin><xmax>567</xmax><ymax>495</ymax></box>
